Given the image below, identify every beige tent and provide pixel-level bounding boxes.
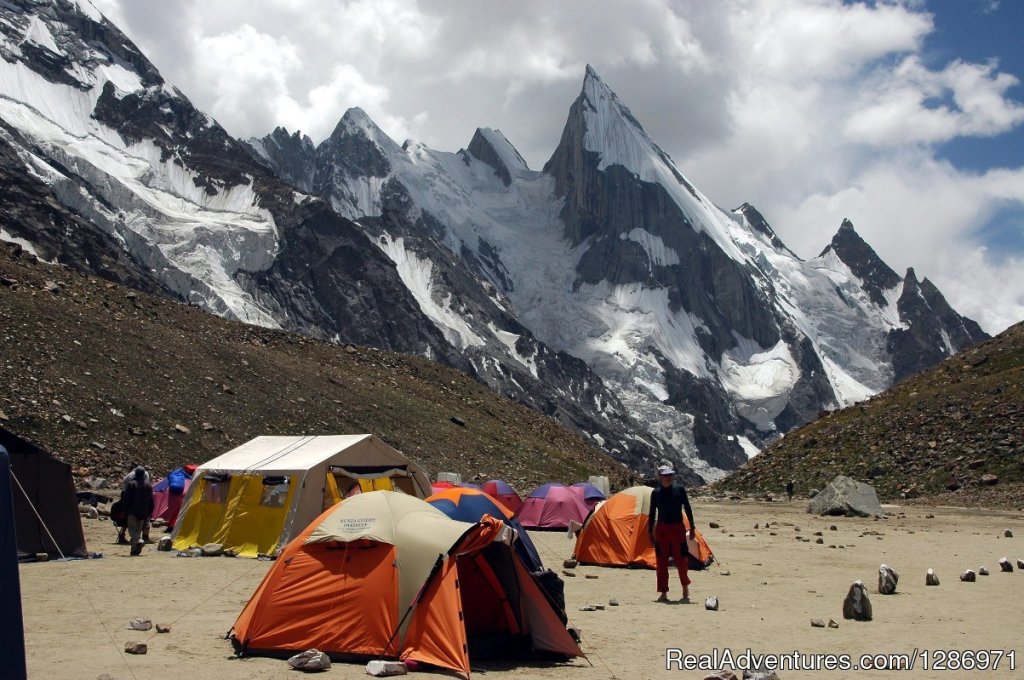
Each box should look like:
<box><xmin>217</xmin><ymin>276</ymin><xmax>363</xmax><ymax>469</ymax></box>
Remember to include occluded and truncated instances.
<box><xmin>171</xmin><ymin>435</ymin><xmax>431</xmax><ymax>557</ymax></box>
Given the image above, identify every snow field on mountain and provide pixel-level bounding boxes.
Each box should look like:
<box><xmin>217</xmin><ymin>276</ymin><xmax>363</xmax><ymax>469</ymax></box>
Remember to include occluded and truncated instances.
<box><xmin>0</xmin><ymin>36</ymin><xmax>280</xmax><ymax>326</ymax></box>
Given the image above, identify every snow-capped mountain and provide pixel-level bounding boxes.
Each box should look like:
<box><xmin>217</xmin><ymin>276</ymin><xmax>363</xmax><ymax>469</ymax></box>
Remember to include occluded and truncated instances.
<box><xmin>1</xmin><ymin>2</ymin><xmax>987</xmax><ymax>481</ymax></box>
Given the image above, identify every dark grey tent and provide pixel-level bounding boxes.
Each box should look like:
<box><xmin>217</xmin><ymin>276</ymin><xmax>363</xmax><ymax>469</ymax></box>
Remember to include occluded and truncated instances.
<box><xmin>1</xmin><ymin>428</ymin><xmax>87</xmax><ymax>560</ymax></box>
<box><xmin>1</xmin><ymin>445</ymin><xmax>28</xmax><ymax>679</ymax></box>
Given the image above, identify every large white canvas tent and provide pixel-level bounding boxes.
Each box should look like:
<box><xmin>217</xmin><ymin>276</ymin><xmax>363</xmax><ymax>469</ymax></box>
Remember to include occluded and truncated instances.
<box><xmin>171</xmin><ymin>435</ymin><xmax>431</xmax><ymax>557</ymax></box>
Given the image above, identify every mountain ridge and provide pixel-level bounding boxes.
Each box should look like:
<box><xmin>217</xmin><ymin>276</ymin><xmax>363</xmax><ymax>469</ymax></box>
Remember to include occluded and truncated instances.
<box><xmin>0</xmin><ymin>1</ymin><xmax>992</xmax><ymax>481</ymax></box>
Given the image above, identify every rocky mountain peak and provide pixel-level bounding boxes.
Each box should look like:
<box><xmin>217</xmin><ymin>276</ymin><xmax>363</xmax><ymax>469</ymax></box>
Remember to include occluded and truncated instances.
<box><xmin>331</xmin><ymin>107</ymin><xmax>401</xmax><ymax>153</ymax></box>
<box><xmin>820</xmin><ymin>218</ymin><xmax>901</xmax><ymax>307</ymax></box>
<box><xmin>736</xmin><ymin>203</ymin><xmax>798</xmax><ymax>256</ymax></box>
<box><xmin>465</xmin><ymin>127</ymin><xmax>529</xmax><ymax>186</ymax></box>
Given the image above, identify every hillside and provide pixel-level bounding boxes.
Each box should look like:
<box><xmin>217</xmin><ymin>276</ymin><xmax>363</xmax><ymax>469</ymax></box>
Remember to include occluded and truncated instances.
<box><xmin>715</xmin><ymin>320</ymin><xmax>1024</xmax><ymax>509</ymax></box>
<box><xmin>0</xmin><ymin>243</ymin><xmax>634</xmax><ymax>489</ymax></box>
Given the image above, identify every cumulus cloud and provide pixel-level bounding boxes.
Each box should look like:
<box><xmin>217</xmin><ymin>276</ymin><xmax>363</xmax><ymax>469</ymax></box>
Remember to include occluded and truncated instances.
<box><xmin>844</xmin><ymin>57</ymin><xmax>1024</xmax><ymax>145</ymax></box>
<box><xmin>89</xmin><ymin>0</ymin><xmax>1024</xmax><ymax>332</ymax></box>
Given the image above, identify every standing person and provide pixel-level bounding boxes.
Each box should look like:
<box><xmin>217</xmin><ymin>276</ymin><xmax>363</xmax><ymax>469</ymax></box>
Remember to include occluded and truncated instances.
<box><xmin>116</xmin><ymin>464</ymin><xmax>151</xmax><ymax>544</ymax></box>
<box><xmin>648</xmin><ymin>464</ymin><xmax>696</xmax><ymax>602</ymax></box>
<box><xmin>786</xmin><ymin>479</ymin><xmax>795</xmax><ymax>502</ymax></box>
<box><xmin>121</xmin><ymin>467</ymin><xmax>154</xmax><ymax>556</ymax></box>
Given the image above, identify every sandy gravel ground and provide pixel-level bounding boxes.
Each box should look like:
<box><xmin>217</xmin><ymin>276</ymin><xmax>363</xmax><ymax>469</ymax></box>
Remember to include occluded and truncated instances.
<box><xmin>18</xmin><ymin>500</ymin><xmax>1024</xmax><ymax>679</ymax></box>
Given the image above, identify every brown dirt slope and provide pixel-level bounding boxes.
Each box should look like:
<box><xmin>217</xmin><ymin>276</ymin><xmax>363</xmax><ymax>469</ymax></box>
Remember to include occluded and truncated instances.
<box><xmin>715</xmin><ymin>320</ymin><xmax>1024</xmax><ymax>509</ymax></box>
<box><xmin>0</xmin><ymin>244</ymin><xmax>632</xmax><ymax>489</ymax></box>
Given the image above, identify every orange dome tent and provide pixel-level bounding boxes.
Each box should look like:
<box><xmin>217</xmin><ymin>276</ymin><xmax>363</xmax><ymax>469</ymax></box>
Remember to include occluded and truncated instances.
<box><xmin>572</xmin><ymin>486</ymin><xmax>714</xmax><ymax>569</ymax></box>
<box><xmin>231</xmin><ymin>491</ymin><xmax>582</xmax><ymax>677</ymax></box>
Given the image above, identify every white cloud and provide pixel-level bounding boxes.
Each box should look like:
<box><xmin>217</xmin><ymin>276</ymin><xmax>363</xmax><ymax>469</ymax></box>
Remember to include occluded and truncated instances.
<box><xmin>88</xmin><ymin>0</ymin><xmax>1024</xmax><ymax>332</ymax></box>
<box><xmin>844</xmin><ymin>57</ymin><xmax>1024</xmax><ymax>145</ymax></box>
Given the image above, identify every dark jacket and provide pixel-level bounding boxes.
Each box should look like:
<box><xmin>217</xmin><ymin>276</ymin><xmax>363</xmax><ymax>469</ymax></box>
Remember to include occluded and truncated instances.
<box><xmin>649</xmin><ymin>484</ymin><xmax>695</xmax><ymax>530</ymax></box>
<box><xmin>121</xmin><ymin>478</ymin><xmax>154</xmax><ymax>519</ymax></box>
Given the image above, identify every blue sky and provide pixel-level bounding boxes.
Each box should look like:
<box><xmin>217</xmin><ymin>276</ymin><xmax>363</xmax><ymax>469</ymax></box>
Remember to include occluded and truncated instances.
<box><xmin>95</xmin><ymin>0</ymin><xmax>1024</xmax><ymax>333</ymax></box>
<box><xmin>929</xmin><ymin>0</ymin><xmax>1024</xmax><ymax>171</ymax></box>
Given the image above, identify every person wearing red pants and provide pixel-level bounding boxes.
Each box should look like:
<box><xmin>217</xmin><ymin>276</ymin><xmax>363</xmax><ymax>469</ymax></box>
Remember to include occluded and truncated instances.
<box><xmin>647</xmin><ymin>464</ymin><xmax>696</xmax><ymax>602</ymax></box>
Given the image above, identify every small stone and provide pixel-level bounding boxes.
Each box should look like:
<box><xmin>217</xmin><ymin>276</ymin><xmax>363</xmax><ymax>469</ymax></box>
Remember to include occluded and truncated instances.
<box><xmin>813</xmin><ymin>531</ymin><xmax>822</xmax><ymax>536</ymax></box>
<box><xmin>979</xmin><ymin>566</ymin><xmax>989</xmax><ymax>576</ymax></box>
<box><xmin>124</xmin><ymin>641</ymin><xmax>147</xmax><ymax>655</ymax></box>
<box><xmin>450</xmin><ymin>416</ymin><xmax>467</xmax><ymax>427</ymax></box>
<box><xmin>34</xmin><ymin>553</ymin><xmax>49</xmax><ymax>562</ymax></box>
<box><xmin>878</xmin><ymin>564</ymin><xmax>899</xmax><ymax>595</ymax></box>
<box><xmin>561</xmin><ymin>570</ymin><xmax>576</xmax><ymax>577</ymax></box>
<box><xmin>585</xmin><ymin>574</ymin><xmax>599</xmax><ymax>579</ymax></box>
<box><xmin>609</xmin><ymin>598</ymin><xmax>619</xmax><ymax>606</ymax></box>
<box><xmin>815</xmin><ymin>537</ymin><xmax>824</xmax><ymax>544</ymax></box>
<box><xmin>704</xmin><ymin>595</ymin><xmax>719</xmax><ymax>611</ymax></box>
<box><xmin>709</xmin><ymin>522</ymin><xmax>720</xmax><ymax>529</ymax></box>
<box><xmin>1018</xmin><ymin>559</ymin><xmax>1024</xmax><ymax>570</ymax></box>
<box><xmin>811</xmin><ymin>618</ymin><xmax>826</xmax><ymax>627</ymax></box>
<box><xmin>200</xmin><ymin>543</ymin><xmax>224</xmax><ymax>557</ymax></box>
<box><xmin>562</xmin><ymin>559</ymin><xmax>578</xmax><ymax>568</ymax></box>
<box><xmin>174</xmin><ymin>423</ymin><xmax>190</xmax><ymax>434</ymax></box>
<box><xmin>960</xmin><ymin>570</ymin><xmax>976</xmax><ymax>582</ymax></box>
<box><xmin>828</xmin><ymin>619</ymin><xmax>840</xmax><ymax>628</ymax></box>
<box><xmin>702</xmin><ymin>672</ymin><xmax>739</xmax><ymax>680</ymax></box>
<box><xmin>1005</xmin><ymin>529</ymin><xmax>1013</xmax><ymax>538</ymax></box>
<box><xmin>578</xmin><ymin>605</ymin><xmax>596</xmax><ymax>611</ymax></box>
<box><xmin>720</xmin><ymin>570</ymin><xmax>731</xmax><ymax>576</ymax></box>
<box><xmin>926</xmin><ymin>568</ymin><xmax>940</xmax><ymax>586</ymax></box>
<box><xmin>201</xmin><ymin>422</ymin><xmax>215</xmax><ymax>431</ymax></box>
<box><xmin>289</xmin><ymin>649</ymin><xmax>332</xmax><ymax>672</ymax></box>
<box><xmin>128</xmin><ymin>618</ymin><xmax>152</xmax><ymax>631</ymax></box>
<box><xmin>999</xmin><ymin>557</ymin><xmax>1014</xmax><ymax>572</ymax></box>
<box><xmin>156</xmin><ymin>624</ymin><xmax>171</xmax><ymax>633</ymax></box>
<box><xmin>842</xmin><ymin>580</ymin><xmax>872</xmax><ymax>621</ymax></box>
<box><xmin>157</xmin><ymin>536</ymin><xmax>173</xmax><ymax>551</ymax></box>
<box><xmin>593</xmin><ymin>603</ymin><xmax>605</xmax><ymax>610</ymax></box>
<box><xmin>830</xmin><ymin>525</ymin><xmax>838</xmax><ymax>531</ymax></box>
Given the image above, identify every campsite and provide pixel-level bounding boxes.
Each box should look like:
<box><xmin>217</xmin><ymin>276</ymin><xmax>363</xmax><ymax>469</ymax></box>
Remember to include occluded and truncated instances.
<box><xmin>15</xmin><ymin>494</ymin><xmax>1024</xmax><ymax>679</ymax></box>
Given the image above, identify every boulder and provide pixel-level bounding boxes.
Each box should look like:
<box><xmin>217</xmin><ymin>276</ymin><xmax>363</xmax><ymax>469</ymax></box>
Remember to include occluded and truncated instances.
<box><xmin>157</xmin><ymin>536</ymin><xmax>173</xmax><ymax>552</ymax></box>
<box><xmin>562</xmin><ymin>558</ymin><xmax>578</xmax><ymax>569</ymax></box>
<box><xmin>878</xmin><ymin>564</ymin><xmax>899</xmax><ymax>595</ymax></box>
<box><xmin>979</xmin><ymin>566</ymin><xmax>989</xmax><ymax>576</ymax></box>
<box><xmin>828</xmin><ymin>619</ymin><xmax>840</xmax><ymax>628</ymax></box>
<box><xmin>288</xmin><ymin>649</ymin><xmax>331</xmax><ymax>672</ymax></box>
<box><xmin>999</xmin><ymin>558</ymin><xmax>1013</xmax><ymax>572</ymax></box>
<box><xmin>925</xmin><ymin>569</ymin><xmax>940</xmax><ymax>586</ymax></box>
<box><xmin>808</xmin><ymin>476</ymin><xmax>883</xmax><ymax>518</ymax></box>
<box><xmin>705</xmin><ymin>596</ymin><xmax>719</xmax><ymax>611</ymax></box>
<box><xmin>365</xmin><ymin>660</ymin><xmax>407</xmax><ymax>676</ymax></box>
<box><xmin>156</xmin><ymin>624</ymin><xmax>171</xmax><ymax>633</ymax></box>
<box><xmin>810</xmin><ymin>618</ymin><xmax>825</xmax><ymax>627</ymax></box>
<box><xmin>842</xmin><ymin>580</ymin><xmax>872</xmax><ymax>621</ymax></box>
<box><xmin>960</xmin><ymin>570</ymin><xmax>976</xmax><ymax>582</ymax></box>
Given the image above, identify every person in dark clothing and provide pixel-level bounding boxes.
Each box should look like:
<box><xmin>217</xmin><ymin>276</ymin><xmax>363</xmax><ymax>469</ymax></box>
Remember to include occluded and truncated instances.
<box><xmin>786</xmin><ymin>479</ymin><xmax>795</xmax><ymax>502</ymax></box>
<box><xmin>121</xmin><ymin>467</ymin><xmax>154</xmax><ymax>556</ymax></box>
<box><xmin>648</xmin><ymin>464</ymin><xmax>695</xmax><ymax>602</ymax></box>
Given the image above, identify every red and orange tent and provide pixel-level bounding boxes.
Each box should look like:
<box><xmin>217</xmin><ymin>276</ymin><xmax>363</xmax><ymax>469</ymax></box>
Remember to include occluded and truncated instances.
<box><xmin>231</xmin><ymin>491</ymin><xmax>581</xmax><ymax>677</ymax></box>
<box><xmin>573</xmin><ymin>486</ymin><xmax>714</xmax><ymax>569</ymax></box>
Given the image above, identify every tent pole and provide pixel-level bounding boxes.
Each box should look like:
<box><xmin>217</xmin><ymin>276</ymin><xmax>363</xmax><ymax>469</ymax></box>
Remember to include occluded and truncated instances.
<box><xmin>0</xmin><ymin>446</ymin><xmax>28</xmax><ymax>680</ymax></box>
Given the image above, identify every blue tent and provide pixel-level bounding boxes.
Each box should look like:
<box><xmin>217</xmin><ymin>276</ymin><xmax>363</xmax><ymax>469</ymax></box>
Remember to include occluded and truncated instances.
<box><xmin>427</xmin><ymin>488</ymin><xmax>544</xmax><ymax>572</ymax></box>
